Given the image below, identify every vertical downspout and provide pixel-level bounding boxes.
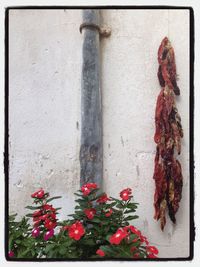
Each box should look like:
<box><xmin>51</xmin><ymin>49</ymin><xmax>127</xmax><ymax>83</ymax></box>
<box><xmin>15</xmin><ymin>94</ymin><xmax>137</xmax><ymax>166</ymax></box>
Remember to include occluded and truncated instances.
<box><xmin>80</xmin><ymin>10</ymin><xmax>102</xmax><ymax>187</ymax></box>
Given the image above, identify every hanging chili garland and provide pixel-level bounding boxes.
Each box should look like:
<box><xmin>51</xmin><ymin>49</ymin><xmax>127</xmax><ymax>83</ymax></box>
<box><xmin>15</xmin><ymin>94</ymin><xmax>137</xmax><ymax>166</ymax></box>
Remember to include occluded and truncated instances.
<box><xmin>153</xmin><ymin>37</ymin><xmax>183</xmax><ymax>231</ymax></box>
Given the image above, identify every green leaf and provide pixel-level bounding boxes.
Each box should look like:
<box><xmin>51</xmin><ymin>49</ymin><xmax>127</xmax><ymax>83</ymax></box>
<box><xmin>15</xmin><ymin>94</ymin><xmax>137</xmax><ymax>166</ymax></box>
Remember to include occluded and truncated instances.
<box><xmin>31</xmin><ymin>250</ymin><xmax>36</xmax><ymax>257</ymax></box>
<box><xmin>74</xmin><ymin>193</ymin><xmax>83</xmax><ymax>197</ymax></box>
<box><xmin>15</xmin><ymin>239</ymin><xmax>21</xmax><ymax>244</ymax></box>
<box><xmin>25</xmin><ymin>213</ymin><xmax>34</xmax><ymax>217</ymax></box>
<box><xmin>8</xmin><ymin>235</ymin><xmax>14</xmax><ymax>250</ymax></box>
<box><xmin>55</xmin><ymin>208</ymin><xmax>61</xmax><ymax>211</ymax></box>
<box><xmin>45</xmin><ymin>243</ymin><xmax>56</xmax><ymax>254</ymax></box>
<box><xmin>99</xmin><ymin>245</ymin><xmax>115</xmax><ymax>254</ymax></box>
<box><xmin>46</xmin><ymin>196</ymin><xmax>62</xmax><ymax>203</ymax></box>
<box><xmin>124</xmin><ymin>215</ymin><xmax>139</xmax><ymax>221</ymax></box>
<box><xmin>9</xmin><ymin>214</ymin><xmax>18</xmax><ymax>221</ymax></box>
<box><xmin>131</xmin><ymin>240</ymin><xmax>141</xmax><ymax>247</ymax></box>
<box><xmin>105</xmin><ymin>234</ymin><xmax>112</xmax><ymax>242</ymax></box>
<box><xmin>126</xmin><ymin>203</ymin><xmax>139</xmax><ymax>209</ymax></box>
<box><xmin>75</xmin><ymin>199</ymin><xmax>88</xmax><ymax>204</ymax></box>
<box><xmin>82</xmin><ymin>239</ymin><xmax>95</xmax><ymax>246</ymax></box>
<box><xmin>74</xmin><ymin>205</ymin><xmax>81</xmax><ymax>210</ymax></box>
<box><xmin>128</xmin><ymin>233</ymin><xmax>138</xmax><ymax>243</ymax></box>
<box><xmin>116</xmin><ymin>203</ymin><xmax>124</xmax><ymax>209</ymax></box>
<box><xmin>90</xmin><ymin>217</ymin><xmax>101</xmax><ymax>223</ymax></box>
<box><xmin>124</xmin><ymin>209</ymin><xmax>136</xmax><ymax>214</ymax></box>
<box><xmin>59</xmin><ymin>246</ymin><xmax>67</xmax><ymax>255</ymax></box>
<box><xmin>68</xmin><ymin>214</ymin><xmax>80</xmax><ymax>220</ymax></box>
<box><xmin>110</xmin><ymin>197</ymin><xmax>122</xmax><ymax>204</ymax></box>
<box><xmin>25</xmin><ymin>205</ymin><xmax>42</xmax><ymax>210</ymax></box>
<box><xmin>106</xmin><ymin>202</ymin><xmax>116</xmax><ymax>208</ymax></box>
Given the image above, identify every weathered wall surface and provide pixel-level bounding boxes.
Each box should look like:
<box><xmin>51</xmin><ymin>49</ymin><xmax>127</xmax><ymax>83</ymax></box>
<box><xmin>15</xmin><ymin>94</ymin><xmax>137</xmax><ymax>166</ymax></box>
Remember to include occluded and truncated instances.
<box><xmin>101</xmin><ymin>9</ymin><xmax>190</xmax><ymax>258</ymax></box>
<box><xmin>9</xmin><ymin>9</ymin><xmax>189</xmax><ymax>258</ymax></box>
<box><xmin>9</xmin><ymin>9</ymin><xmax>83</xmax><ymax>217</ymax></box>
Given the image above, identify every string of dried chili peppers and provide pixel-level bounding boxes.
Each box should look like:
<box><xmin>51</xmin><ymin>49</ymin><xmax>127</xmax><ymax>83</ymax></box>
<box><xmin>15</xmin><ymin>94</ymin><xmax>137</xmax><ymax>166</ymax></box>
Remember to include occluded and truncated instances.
<box><xmin>153</xmin><ymin>37</ymin><xmax>183</xmax><ymax>231</ymax></box>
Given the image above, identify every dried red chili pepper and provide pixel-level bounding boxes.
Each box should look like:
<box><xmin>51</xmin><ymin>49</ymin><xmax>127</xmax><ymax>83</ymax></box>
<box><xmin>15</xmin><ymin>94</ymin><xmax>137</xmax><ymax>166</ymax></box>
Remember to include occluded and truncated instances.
<box><xmin>153</xmin><ymin>37</ymin><xmax>183</xmax><ymax>231</ymax></box>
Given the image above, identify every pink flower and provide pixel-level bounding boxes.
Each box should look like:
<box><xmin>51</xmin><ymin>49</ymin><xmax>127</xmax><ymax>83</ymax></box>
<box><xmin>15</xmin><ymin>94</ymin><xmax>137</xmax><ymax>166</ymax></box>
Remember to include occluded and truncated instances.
<box><xmin>147</xmin><ymin>253</ymin><xmax>158</xmax><ymax>258</ymax></box>
<box><xmin>44</xmin><ymin>229</ymin><xmax>54</xmax><ymax>241</ymax></box>
<box><xmin>32</xmin><ymin>227</ymin><xmax>40</xmax><ymax>238</ymax></box>
<box><xmin>120</xmin><ymin>188</ymin><xmax>132</xmax><ymax>201</ymax></box>
<box><xmin>8</xmin><ymin>251</ymin><xmax>14</xmax><ymax>258</ymax></box>
<box><xmin>96</xmin><ymin>249</ymin><xmax>105</xmax><ymax>257</ymax></box>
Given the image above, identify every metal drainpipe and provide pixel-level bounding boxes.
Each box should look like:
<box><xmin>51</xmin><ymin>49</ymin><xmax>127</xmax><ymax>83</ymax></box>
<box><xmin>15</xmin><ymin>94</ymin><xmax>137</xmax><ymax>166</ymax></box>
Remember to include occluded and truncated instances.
<box><xmin>79</xmin><ymin>9</ymin><xmax>110</xmax><ymax>187</ymax></box>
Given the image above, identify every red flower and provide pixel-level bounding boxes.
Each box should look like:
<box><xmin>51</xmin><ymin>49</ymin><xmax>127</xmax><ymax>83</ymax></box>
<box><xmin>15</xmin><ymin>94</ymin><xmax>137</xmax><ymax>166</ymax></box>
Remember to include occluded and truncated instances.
<box><xmin>133</xmin><ymin>238</ymin><xmax>140</xmax><ymax>243</ymax></box>
<box><xmin>147</xmin><ymin>253</ymin><xmax>157</xmax><ymax>258</ymax></box>
<box><xmin>87</xmin><ymin>183</ymin><xmax>98</xmax><ymax>189</ymax></box>
<box><xmin>32</xmin><ymin>227</ymin><xmax>40</xmax><ymax>238</ymax></box>
<box><xmin>31</xmin><ymin>189</ymin><xmax>45</xmax><ymax>199</ymax></box>
<box><xmin>33</xmin><ymin>210</ymin><xmax>42</xmax><ymax>217</ymax></box>
<box><xmin>42</xmin><ymin>204</ymin><xmax>55</xmax><ymax>212</ymax></box>
<box><xmin>97</xmin><ymin>194</ymin><xmax>110</xmax><ymax>203</ymax></box>
<box><xmin>81</xmin><ymin>183</ymin><xmax>97</xmax><ymax>196</ymax></box>
<box><xmin>44</xmin><ymin>219</ymin><xmax>57</xmax><ymax>230</ymax></box>
<box><xmin>109</xmin><ymin>228</ymin><xmax>127</xmax><ymax>245</ymax></box>
<box><xmin>146</xmin><ymin>246</ymin><xmax>159</xmax><ymax>255</ymax></box>
<box><xmin>62</xmin><ymin>225</ymin><xmax>69</xmax><ymax>231</ymax></box>
<box><xmin>84</xmin><ymin>208</ymin><xmax>96</xmax><ymax>220</ymax></box>
<box><xmin>140</xmin><ymin>235</ymin><xmax>149</xmax><ymax>245</ymax></box>
<box><xmin>129</xmin><ymin>225</ymin><xmax>141</xmax><ymax>236</ymax></box>
<box><xmin>33</xmin><ymin>216</ymin><xmax>41</xmax><ymax>222</ymax></box>
<box><xmin>81</xmin><ymin>185</ymin><xmax>90</xmax><ymax>196</ymax></box>
<box><xmin>44</xmin><ymin>229</ymin><xmax>54</xmax><ymax>241</ymax></box>
<box><xmin>40</xmin><ymin>212</ymin><xmax>56</xmax><ymax>221</ymax></box>
<box><xmin>49</xmin><ymin>213</ymin><xmax>56</xmax><ymax>220</ymax></box>
<box><xmin>105</xmin><ymin>208</ymin><xmax>113</xmax><ymax>217</ymax></box>
<box><xmin>68</xmin><ymin>221</ymin><xmax>85</xmax><ymax>240</ymax></box>
<box><xmin>96</xmin><ymin>249</ymin><xmax>105</xmax><ymax>257</ymax></box>
<box><xmin>39</xmin><ymin>214</ymin><xmax>49</xmax><ymax>221</ymax></box>
<box><xmin>130</xmin><ymin>246</ymin><xmax>137</xmax><ymax>253</ymax></box>
<box><xmin>120</xmin><ymin>188</ymin><xmax>132</xmax><ymax>201</ymax></box>
<box><xmin>33</xmin><ymin>220</ymin><xmax>41</xmax><ymax>227</ymax></box>
<box><xmin>133</xmin><ymin>252</ymin><xmax>140</xmax><ymax>258</ymax></box>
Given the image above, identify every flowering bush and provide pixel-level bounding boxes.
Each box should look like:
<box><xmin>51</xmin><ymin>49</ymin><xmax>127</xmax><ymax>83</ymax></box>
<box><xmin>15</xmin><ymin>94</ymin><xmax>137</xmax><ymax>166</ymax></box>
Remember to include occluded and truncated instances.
<box><xmin>8</xmin><ymin>184</ymin><xmax>159</xmax><ymax>259</ymax></box>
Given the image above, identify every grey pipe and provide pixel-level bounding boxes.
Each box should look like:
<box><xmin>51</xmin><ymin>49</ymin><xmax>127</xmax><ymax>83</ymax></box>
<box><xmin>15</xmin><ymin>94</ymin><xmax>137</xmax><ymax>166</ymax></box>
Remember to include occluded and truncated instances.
<box><xmin>80</xmin><ymin>9</ymin><xmax>103</xmax><ymax>187</ymax></box>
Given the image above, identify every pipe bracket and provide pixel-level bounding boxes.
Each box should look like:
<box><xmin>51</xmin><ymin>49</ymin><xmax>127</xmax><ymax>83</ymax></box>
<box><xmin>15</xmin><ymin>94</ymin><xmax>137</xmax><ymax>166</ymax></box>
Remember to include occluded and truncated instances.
<box><xmin>79</xmin><ymin>22</ymin><xmax>111</xmax><ymax>37</ymax></box>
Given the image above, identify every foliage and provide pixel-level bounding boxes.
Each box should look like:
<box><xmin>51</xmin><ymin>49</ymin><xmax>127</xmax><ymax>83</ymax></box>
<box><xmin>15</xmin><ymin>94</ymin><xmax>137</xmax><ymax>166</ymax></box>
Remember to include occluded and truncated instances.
<box><xmin>8</xmin><ymin>184</ymin><xmax>158</xmax><ymax>259</ymax></box>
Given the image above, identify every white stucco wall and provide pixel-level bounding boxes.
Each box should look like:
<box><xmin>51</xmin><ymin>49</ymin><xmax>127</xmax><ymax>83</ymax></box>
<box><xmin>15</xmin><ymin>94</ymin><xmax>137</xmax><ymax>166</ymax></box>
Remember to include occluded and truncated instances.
<box><xmin>9</xmin><ymin>9</ymin><xmax>190</xmax><ymax>258</ymax></box>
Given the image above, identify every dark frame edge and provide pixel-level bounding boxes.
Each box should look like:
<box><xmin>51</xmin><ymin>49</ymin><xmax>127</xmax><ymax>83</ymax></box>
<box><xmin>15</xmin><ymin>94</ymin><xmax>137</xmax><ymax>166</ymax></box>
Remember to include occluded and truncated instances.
<box><xmin>4</xmin><ymin>7</ymin><xmax>9</xmax><ymax>261</ymax></box>
<box><xmin>188</xmin><ymin>6</ymin><xmax>195</xmax><ymax>261</ymax></box>
<box><xmin>4</xmin><ymin>5</ymin><xmax>195</xmax><ymax>10</ymax></box>
<box><xmin>4</xmin><ymin>5</ymin><xmax>195</xmax><ymax>262</ymax></box>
